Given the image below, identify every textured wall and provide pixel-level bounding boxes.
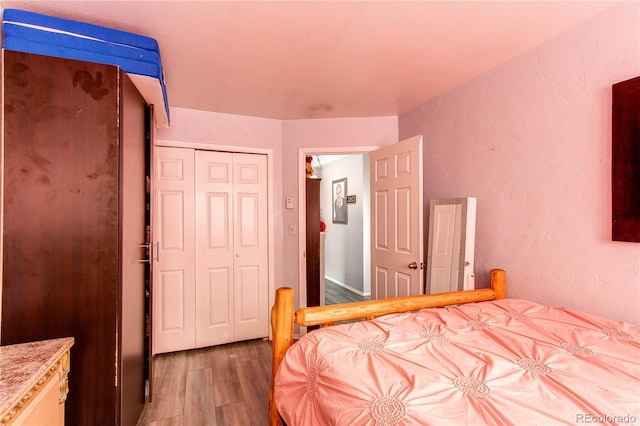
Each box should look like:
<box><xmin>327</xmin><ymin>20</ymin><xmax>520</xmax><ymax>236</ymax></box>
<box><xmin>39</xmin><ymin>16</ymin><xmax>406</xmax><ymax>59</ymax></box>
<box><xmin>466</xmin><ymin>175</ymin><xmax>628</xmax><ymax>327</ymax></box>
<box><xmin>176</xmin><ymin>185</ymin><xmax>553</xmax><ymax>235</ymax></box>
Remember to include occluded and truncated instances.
<box><xmin>399</xmin><ymin>2</ymin><xmax>640</xmax><ymax>324</ymax></box>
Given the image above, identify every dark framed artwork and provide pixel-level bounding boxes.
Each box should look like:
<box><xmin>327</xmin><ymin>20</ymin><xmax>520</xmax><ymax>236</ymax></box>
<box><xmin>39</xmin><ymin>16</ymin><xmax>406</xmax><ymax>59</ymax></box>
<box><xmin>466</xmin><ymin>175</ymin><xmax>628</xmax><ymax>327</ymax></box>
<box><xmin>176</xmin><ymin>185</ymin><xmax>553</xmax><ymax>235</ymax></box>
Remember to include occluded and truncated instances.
<box><xmin>612</xmin><ymin>75</ymin><xmax>640</xmax><ymax>242</ymax></box>
<box><xmin>332</xmin><ymin>178</ymin><xmax>348</xmax><ymax>224</ymax></box>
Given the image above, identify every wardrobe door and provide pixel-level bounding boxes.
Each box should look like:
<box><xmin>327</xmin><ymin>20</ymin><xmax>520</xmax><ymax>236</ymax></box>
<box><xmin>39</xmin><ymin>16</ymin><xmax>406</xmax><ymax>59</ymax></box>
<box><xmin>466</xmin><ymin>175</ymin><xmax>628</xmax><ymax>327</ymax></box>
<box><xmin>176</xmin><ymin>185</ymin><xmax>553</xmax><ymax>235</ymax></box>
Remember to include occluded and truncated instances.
<box><xmin>2</xmin><ymin>51</ymin><xmax>119</xmax><ymax>425</ymax></box>
<box><xmin>119</xmin><ymin>72</ymin><xmax>147</xmax><ymax>426</ymax></box>
<box><xmin>153</xmin><ymin>147</ymin><xmax>196</xmax><ymax>354</ymax></box>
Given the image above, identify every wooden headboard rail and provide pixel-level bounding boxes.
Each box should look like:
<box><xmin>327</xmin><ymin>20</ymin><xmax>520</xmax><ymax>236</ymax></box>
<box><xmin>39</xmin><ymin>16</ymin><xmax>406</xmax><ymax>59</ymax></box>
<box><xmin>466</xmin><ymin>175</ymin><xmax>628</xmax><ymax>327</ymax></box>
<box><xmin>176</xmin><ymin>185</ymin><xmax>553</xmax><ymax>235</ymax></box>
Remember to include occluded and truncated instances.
<box><xmin>268</xmin><ymin>268</ymin><xmax>507</xmax><ymax>426</ymax></box>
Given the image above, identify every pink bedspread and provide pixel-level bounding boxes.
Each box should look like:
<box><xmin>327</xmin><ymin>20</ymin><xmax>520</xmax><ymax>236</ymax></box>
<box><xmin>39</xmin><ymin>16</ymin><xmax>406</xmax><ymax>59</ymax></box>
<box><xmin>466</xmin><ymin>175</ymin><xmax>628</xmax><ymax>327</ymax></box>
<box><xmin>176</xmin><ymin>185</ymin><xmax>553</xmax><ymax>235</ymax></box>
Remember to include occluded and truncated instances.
<box><xmin>275</xmin><ymin>299</ymin><xmax>640</xmax><ymax>425</ymax></box>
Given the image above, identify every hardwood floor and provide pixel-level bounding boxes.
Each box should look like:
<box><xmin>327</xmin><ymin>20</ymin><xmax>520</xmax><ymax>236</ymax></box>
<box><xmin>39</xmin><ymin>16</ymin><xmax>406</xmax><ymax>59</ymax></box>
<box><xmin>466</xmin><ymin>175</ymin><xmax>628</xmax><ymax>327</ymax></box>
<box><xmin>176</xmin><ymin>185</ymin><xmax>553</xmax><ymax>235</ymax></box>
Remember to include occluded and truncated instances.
<box><xmin>137</xmin><ymin>281</ymin><xmax>366</xmax><ymax>426</ymax></box>
<box><xmin>137</xmin><ymin>339</ymin><xmax>272</xmax><ymax>426</ymax></box>
<box><xmin>325</xmin><ymin>278</ymin><xmax>370</xmax><ymax>305</ymax></box>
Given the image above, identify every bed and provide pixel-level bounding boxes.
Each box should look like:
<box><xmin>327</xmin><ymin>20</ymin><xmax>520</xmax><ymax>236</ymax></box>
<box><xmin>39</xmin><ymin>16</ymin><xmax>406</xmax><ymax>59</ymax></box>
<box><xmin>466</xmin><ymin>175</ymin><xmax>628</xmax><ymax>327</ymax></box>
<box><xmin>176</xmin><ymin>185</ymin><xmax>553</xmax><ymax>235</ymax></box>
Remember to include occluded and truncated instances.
<box><xmin>269</xmin><ymin>269</ymin><xmax>640</xmax><ymax>425</ymax></box>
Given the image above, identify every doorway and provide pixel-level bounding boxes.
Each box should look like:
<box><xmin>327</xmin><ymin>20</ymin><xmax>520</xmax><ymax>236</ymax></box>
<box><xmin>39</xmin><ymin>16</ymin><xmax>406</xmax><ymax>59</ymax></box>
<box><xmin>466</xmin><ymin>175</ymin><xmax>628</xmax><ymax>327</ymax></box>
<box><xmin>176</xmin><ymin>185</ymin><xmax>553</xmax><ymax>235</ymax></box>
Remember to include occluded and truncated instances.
<box><xmin>299</xmin><ymin>150</ymin><xmax>372</xmax><ymax>308</ymax></box>
<box><xmin>298</xmin><ymin>136</ymin><xmax>425</xmax><ymax>313</ymax></box>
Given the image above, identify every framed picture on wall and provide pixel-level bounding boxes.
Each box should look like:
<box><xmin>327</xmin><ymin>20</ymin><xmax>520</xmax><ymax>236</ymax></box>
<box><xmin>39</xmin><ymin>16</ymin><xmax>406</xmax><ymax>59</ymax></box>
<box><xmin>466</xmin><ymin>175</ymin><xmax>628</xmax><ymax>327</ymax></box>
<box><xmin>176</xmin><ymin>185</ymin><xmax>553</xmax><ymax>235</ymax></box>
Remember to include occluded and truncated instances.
<box><xmin>612</xmin><ymin>75</ymin><xmax>640</xmax><ymax>242</ymax></box>
<box><xmin>332</xmin><ymin>178</ymin><xmax>348</xmax><ymax>224</ymax></box>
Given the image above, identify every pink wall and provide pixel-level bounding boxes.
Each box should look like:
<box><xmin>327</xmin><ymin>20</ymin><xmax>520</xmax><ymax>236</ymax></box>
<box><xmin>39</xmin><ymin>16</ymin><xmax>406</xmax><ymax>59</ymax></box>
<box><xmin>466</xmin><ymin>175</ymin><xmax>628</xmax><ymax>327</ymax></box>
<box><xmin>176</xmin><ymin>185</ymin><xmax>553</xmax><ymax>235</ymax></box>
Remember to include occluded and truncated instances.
<box><xmin>399</xmin><ymin>2</ymin><xmax>640</xmax><ymax>324</ymax></box>
<box><xmin>157</xmin><ymin>107</ymin><xmax>282</xmax><ymax>149</ymax></box>
<box><xmin>281</xmin><ymin>117</ymin><xmax>398</xmax><ymax>295</ymax></box>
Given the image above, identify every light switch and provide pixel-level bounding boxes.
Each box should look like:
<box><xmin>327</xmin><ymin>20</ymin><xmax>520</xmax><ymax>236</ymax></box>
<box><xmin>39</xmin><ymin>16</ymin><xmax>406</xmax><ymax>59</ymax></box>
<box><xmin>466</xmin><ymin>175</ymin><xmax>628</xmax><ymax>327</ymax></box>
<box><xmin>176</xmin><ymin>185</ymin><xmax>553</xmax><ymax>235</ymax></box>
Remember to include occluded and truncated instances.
<box><xmin>285</xmin><ymin>197</ymin><xmax>295</xmax><ymax>209</ymax></box>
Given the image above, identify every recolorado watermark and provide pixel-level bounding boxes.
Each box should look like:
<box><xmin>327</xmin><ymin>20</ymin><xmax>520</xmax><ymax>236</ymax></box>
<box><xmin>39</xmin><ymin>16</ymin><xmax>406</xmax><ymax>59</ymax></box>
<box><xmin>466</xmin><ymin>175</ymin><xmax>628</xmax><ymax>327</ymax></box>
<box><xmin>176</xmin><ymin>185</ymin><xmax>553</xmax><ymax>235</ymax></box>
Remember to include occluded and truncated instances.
<box><xmin>576</xmin><ymin>413</ymin><xmax>637</xmax><ymax>424</ymax></box>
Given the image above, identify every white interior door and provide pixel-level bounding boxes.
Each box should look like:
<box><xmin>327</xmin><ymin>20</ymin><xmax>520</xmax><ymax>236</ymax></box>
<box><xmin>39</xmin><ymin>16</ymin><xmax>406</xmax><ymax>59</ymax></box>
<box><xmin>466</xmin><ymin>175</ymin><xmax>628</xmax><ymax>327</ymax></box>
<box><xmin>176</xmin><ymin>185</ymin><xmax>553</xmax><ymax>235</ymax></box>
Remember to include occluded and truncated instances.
<box><xmin>370</xmin><ymin>135</ymin><xmax>424</xmax><ymax>299</ymax></box>
<box><xmin>153</xmin><ymin>147</ymin><xmax>196</xmax><ymax>354</ymax></box>
<box><xmin>428</xmin><ymin>203</ymin><xmax>460</xmax><ymax>293</ymax></box>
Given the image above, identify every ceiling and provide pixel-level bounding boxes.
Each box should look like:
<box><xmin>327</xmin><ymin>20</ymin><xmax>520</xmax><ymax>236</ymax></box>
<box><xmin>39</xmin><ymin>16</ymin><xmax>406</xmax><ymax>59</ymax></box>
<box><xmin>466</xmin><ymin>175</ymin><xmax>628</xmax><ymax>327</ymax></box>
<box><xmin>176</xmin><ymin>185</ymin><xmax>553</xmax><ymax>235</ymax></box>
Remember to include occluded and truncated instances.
<box><xmin>0</xmin><ymin>1</ymin><xmax>620</xmax><ymax>120</ymax></box>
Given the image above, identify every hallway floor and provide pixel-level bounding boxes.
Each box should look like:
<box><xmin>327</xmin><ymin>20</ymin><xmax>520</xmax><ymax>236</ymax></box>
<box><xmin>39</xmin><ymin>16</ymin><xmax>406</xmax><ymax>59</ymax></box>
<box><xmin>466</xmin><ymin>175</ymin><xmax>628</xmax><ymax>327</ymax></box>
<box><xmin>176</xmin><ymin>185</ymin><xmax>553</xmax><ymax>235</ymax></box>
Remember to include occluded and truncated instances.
<box><xmin>325</xmin><ymin>278</ymin><xmax>370</xmax><ymax>305</ymax></box>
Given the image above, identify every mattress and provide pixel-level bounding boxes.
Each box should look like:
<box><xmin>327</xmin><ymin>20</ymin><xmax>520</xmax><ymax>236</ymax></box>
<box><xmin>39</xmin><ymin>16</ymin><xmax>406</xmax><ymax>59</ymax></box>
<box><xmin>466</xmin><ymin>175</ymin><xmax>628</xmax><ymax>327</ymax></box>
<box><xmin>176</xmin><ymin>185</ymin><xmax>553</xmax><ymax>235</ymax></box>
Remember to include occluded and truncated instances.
<box><xmin>275</xmin><ymin>298</ymin><xmax>640</xmax><ymax>425</ymax></box>
<box><xmin>2</xmin><ymin>8</ymin><xmax>169</xmax><ymax>128</ymax></box>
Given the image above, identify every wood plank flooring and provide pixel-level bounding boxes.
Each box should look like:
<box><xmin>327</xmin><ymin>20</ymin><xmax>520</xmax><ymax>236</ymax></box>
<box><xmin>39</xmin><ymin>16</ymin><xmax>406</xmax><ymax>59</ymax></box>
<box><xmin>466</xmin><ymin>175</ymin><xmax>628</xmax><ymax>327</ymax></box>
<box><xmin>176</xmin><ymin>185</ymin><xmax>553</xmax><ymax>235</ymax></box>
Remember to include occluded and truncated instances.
<box><xmin>325</xmin><ymin>278</ymin><xmax>370</xmax><ymax>305</ymax></box>
<box><xmin>137</xmin><ymin>339</ymin><xmax>272</xmax><ymax>426</ymax></box>
<box><xmin>137</xmin><ymin>281</ymin><xmax>366</xmax><ymax>426</ymax></box>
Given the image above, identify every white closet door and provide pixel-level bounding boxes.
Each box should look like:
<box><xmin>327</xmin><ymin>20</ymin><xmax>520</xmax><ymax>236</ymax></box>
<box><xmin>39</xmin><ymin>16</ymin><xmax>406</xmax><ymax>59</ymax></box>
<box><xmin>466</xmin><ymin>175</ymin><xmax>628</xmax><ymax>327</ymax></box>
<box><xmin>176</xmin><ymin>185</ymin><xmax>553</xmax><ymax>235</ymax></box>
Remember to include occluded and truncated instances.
<box><xmin>153</xmin><ymin>147</ymin><xmax>196</xmax><ymax>354</ymax></box>
<box><xmin>195</xmin><ymin>150</ymin><xmax>235</xmax><ymax>346</ymax></box>
<box><xmin>232</xmin><ymin>153</ymin><xmax>268</xmax><ymax>341</ymax></box>
<box><xmin>154</xmin><ymin>148</ymin><xmax>268</xmax><ymax>352</ymax></box>
<box><xmin>195</xmin><ymin>151</ymin><xmax>268</xmax><ymax>347</ymax></box>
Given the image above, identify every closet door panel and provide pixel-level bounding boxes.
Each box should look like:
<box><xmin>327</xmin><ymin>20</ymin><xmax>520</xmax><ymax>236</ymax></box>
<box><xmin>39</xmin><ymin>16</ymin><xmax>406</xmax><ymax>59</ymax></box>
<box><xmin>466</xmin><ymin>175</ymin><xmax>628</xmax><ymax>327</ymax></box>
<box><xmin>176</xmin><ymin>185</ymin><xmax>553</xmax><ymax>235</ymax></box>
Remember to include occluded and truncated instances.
<box><xmin>158</xmin><ymin>271</ymin><xmax>187</xmax><ymax>328</ymax></box>
<box><xmin>208</xmin><ymin>192</ymin><xmax>230</xmax><ymax>247</ymax></box>
<box><xmin>208</xmin><ymin>267</ymin><xmax>232</xmax><ymax>324</ymax></box>
<box><xmin>153</xmin><ymin>147</ymin><xmax>196</xmax><ymax>354</ymax></box>
<box><xmin>196</xmin><ymin>150</ymin><xmax>234</xmax><ymax>347</ymax></box>
<box><xmin>237</xmin><ymin>265</ymin><xmax>261</xmax><ymax>322</ymax></box>
<box><xmin>233</xmin><ymin>153</ymin><xmax>269</xmax><ymax>340</ymax></box>
<box><xmin>238</xmin><ymin>193</ymin><xmax>259</xmax><ymax>246</ymax></box>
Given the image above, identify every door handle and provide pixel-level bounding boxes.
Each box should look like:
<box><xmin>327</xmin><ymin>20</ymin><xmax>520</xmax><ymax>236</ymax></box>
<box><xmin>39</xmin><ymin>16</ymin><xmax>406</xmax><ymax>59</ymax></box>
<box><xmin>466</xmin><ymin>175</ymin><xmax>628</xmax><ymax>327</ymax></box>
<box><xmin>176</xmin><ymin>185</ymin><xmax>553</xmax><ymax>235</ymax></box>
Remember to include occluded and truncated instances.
<box><xmin>138</xmin><ymin>242</ymin><xmax>160</xmax><ymax>262</ymax></box>
<box><xmin>408</xmin><ymin>261</ymin><xmax>424</xmax><ymax>270</ymax></box>
<box><xmin>137</xmin><ymin>244</ymin><xmax>150</xmax><ymax>263</ymax></box>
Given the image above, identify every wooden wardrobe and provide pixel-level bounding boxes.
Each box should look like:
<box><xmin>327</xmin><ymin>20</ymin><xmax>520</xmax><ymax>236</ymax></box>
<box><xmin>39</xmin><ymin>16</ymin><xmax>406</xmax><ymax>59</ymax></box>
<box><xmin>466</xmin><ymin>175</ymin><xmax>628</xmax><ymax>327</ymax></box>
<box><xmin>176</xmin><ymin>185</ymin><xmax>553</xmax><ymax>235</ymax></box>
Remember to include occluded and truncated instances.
<box><xmin>1</xmin><ymin>50</ymin><xmax>148</xmax><ymax>425</ymax></box>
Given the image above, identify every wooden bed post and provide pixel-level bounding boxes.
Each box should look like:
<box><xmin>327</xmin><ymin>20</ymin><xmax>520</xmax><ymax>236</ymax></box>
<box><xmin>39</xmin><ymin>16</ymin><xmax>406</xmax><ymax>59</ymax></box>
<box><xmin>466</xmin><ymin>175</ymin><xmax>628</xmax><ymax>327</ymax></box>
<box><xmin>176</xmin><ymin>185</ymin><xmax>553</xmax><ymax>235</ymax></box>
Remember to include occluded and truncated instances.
<box><xmin>269</xmin><ymin>287</ymin><xmax>294</xmax><ymax>426</ymax></box>
<box><xmin>490</xmin><ymin>269</ymin><xmax>507</xmax><ymax>299</ymax></box>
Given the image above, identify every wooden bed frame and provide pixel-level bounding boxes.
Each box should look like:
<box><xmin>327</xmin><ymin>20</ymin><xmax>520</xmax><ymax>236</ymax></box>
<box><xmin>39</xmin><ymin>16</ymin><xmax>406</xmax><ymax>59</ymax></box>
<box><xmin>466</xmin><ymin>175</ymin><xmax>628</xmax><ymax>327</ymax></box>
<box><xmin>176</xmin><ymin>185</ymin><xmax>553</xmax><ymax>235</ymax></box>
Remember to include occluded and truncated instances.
<box><xmin>269</xmin><ymin>268</ymin><xmax>507</xmax><ymax>426</ymax></box>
